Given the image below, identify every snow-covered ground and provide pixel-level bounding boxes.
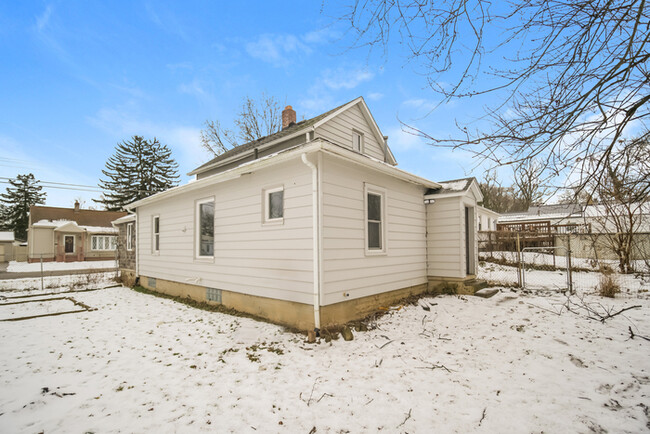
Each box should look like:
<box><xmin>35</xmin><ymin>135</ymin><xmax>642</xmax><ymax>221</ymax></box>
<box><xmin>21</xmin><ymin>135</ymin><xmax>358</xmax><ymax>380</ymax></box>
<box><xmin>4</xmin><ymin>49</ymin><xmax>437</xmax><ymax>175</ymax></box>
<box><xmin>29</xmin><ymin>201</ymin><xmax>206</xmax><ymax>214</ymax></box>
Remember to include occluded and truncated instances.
<box><xmin>1</xmin><ymin>285</ymin><xmax>649</xmax><ymax>432</ymax></box>
<box><xmin>478</xmin><ymin>261</ymin><xmax>650</xmax><ymax>294</ymax></box>
<box><xmin>6</xmin><ymin>260</ymin><xmax>116</xmax><ymax>273</ymax></box>
<box><xmin>480</xmin><ymin>251</ymin><xmax>649</xmax><ymax>273</ymax></box>
<box><xmin>0</xmin><ymin>272</ymin><xmax>117</xmax><ymax>292</ymax></box>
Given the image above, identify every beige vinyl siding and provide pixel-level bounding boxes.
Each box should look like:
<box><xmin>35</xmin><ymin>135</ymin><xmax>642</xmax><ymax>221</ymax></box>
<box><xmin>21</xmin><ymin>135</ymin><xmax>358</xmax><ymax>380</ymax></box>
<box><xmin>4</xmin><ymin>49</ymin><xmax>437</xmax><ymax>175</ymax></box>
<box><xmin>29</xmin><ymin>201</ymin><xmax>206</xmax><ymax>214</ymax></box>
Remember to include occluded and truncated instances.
<box><xmin>426</xmin><ymin>197</ymin><xmax>464</xmax><ymax>279</ymax></box>
<box><xmin>28</xmin><ymin>227</ymin><xmax>55</xmax><ymax>259</ymax></box>
<box><xmin>137</xmin><ymin>158</ymin><xmax>314</xmax><ymax>304</ymax></box>
<box><xmin>315</xmin><ymin>104</ymin><xmax>386</xmax><ymax>162</ymax></box>
<box><xmin>320</xmin><ymin>155</ymin><xmax>427</xmax><ymax>305</ymax></box>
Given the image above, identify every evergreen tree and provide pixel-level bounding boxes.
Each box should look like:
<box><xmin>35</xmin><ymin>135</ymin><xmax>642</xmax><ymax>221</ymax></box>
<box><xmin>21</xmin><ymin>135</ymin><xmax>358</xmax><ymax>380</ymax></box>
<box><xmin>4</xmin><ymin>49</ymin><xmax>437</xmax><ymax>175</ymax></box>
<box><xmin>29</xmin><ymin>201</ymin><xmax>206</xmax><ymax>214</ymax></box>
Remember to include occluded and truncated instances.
<box><xmin>95</xmin><ymin>136</ymin><xmax>180</xmax><ymax>211</ymax></box>
<box><xmin>0</xmin><ymin>173</ymin><xmax>47</xmax><ymax>240</ymax></box>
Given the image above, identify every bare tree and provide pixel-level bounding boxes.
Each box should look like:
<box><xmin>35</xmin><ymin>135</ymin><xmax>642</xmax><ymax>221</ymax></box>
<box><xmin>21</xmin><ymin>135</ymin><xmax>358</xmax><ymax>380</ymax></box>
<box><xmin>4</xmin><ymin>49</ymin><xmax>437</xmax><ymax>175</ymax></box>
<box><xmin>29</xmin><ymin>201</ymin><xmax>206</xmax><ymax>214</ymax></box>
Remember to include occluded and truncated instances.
<box><xmin>479</xmin><ymin>169</ymin><xmax>516</xmax><ymax>213</ymax></box>
<box><xmin>201</xmin><ymin>94</ymin><xmax>283</xmax><ymax>157</ymax></box>
<box><xmin>512</xmin><ymin>160</ymin><xmax>547</xmax><ymax>210</ymax></box>
<box><xmin>587</xmin><ymin>132</ymin><xmax>650</xmax><ymax>273</ymax></box>
<box><xmin>337</xmin><ymin>0</ymin><xmax>649</xmax><ymax>192</ymax></box>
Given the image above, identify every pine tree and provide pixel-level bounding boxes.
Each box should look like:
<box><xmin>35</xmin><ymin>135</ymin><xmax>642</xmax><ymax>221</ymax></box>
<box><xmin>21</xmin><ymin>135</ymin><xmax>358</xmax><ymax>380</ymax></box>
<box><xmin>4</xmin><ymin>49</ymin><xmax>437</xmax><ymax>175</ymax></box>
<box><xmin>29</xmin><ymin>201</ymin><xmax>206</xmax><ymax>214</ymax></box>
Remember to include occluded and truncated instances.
<box><xmin>0</xmin><ymin>173</ymin><xmax>47</xmax><ymax>240</ymax></box>
<box><xmin>95</xmin><ymin>136</ymin><xmax>180</xmax><ymax>211</ymax></box>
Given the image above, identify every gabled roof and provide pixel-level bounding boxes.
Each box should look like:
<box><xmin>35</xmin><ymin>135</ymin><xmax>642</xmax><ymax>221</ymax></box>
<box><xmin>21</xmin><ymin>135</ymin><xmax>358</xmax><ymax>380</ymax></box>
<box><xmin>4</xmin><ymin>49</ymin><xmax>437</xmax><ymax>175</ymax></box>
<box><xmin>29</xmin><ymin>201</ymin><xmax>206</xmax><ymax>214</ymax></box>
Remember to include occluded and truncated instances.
<box><xmin>189</xmin><ymin>96</ymin><xmax>397</xmax><ymax>176</ymax></box>
<box><xmin>29</xmin><ymin>205</ymin><xmax>127</xmax><ymax>229</ymax></box>
<box><xmin>189</xmin><ymin>100</ymin><xmax>354</xmax><ymax>176</ymax></box>
<box><xmin>424</xmin><ymin>177</ymin><xmax>483</xmax><ymax>202</ymax></box>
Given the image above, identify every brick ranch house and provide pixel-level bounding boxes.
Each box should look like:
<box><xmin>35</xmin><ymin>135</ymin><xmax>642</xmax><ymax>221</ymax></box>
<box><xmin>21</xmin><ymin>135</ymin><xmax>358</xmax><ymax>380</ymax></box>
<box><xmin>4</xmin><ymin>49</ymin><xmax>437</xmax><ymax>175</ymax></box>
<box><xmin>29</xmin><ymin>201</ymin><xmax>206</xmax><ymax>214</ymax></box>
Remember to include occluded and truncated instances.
<box><xmin>113</xmin><ymin>97</ymin><xmax>483</xmax><ymax>331</ymax></box>
<box><xmin>28</xmin><ymin>202</ymin><xmax>126</xmax><ymax>263</ymax></box>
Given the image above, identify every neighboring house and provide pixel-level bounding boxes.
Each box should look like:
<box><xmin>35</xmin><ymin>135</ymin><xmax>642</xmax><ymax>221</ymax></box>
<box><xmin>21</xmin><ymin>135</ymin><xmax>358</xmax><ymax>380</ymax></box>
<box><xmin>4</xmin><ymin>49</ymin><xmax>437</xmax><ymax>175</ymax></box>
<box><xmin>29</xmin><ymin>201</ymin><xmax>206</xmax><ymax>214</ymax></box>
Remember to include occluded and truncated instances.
<box><xmin>497</xmin><ymin>202</ymin><xmax>650</xmax><ymax>260</ymax></box>
<box><xmin>0</xmin><ymin>232</ymin><xmax>14</xmax><ymax>262</ymax></box>
<box><xmin>477</xmin><ymin>205</ymin><xmax>500</xmax><ymax>231</ymax></box>
<box><xmin>115</xmin><ymin>97</ymin><xmax>483</xmax><ymax>331</ymax></box>
<box><xmin>28</xmin><ymin>202</ymin><xmax>127</xmax><ymax>263</ymax></box>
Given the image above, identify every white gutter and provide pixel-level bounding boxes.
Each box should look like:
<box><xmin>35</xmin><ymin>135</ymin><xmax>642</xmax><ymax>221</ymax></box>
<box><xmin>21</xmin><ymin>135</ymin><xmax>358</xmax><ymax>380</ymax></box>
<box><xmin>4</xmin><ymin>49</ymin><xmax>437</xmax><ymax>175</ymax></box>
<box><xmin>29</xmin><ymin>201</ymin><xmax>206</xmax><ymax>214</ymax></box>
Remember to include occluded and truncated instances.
<box><xmin>128</xmin><ymin>139</ymin><xmax>441</xmax><ymax>211</ymax></box>
<box><xmin>301</xmin><ymin>152</ymin><xmax>321</xmax><ymax>332</ymax></box>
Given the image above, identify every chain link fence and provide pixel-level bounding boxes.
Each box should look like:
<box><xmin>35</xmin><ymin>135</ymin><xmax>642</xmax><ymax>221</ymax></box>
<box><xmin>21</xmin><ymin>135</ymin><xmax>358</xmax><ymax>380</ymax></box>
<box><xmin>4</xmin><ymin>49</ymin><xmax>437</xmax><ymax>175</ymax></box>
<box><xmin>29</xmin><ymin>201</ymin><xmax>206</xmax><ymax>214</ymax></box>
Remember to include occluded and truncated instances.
<box><xmin>478</xmin><ymin>231</ymin><xmax>650</xmax><ymax>295</ymax></box>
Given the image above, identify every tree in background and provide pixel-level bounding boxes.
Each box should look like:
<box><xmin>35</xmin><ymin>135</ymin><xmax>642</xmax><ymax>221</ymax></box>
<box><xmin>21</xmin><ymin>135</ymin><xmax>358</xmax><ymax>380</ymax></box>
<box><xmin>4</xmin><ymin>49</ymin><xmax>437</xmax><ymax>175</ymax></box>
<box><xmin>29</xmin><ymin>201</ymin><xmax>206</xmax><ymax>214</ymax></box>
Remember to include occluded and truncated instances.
<box><xmin>587</xmin><ymin>132</ymin><xmax>650</xmax><ymax>273</ymax></box>
<box><xmin>338</xmin><ymin>0</ymin><xmax>648</xmax><ymax>194</ymax></box>
<box><xmin>479</xmin><ymin>170</ymin><xmax>516</xmax><ymax>213</ymax></box>
<box><xmin>95</xmin><ymin>136</ymin><xmax>180</xmax><ymax>211</ymax></box>
<box><xmin>512</xmin><ymin>160</ymin><xmax>547</xmax><ymax>211</ymax></box>
<box><xmin>201</xmin><ymin>94</ymin><xmax>282</xmax><ymax>157</ymax></box>
<box><xmin>0</xmin><ymin>173</ymin><xmax>46</xmax><ymax>240</ymax></box>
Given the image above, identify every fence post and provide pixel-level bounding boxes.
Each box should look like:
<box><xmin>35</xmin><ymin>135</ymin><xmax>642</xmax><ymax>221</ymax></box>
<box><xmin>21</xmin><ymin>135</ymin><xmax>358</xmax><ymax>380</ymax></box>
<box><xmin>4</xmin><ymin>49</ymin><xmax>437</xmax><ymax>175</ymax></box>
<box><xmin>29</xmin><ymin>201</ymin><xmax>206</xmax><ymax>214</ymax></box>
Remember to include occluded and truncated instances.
<box><xmin>516</xmin><ymin>234</ymin><xmax>522</xmax><ymax>288</ymax></box>
<box><xmin>40</xmin><ymin>253</ymin><xmax>44</xmax><ymax>291</ymax></box>
<box><xmin>567</xmin><ymin>235</ymin><xmax>574</xmax><ymax>294</ymax></box>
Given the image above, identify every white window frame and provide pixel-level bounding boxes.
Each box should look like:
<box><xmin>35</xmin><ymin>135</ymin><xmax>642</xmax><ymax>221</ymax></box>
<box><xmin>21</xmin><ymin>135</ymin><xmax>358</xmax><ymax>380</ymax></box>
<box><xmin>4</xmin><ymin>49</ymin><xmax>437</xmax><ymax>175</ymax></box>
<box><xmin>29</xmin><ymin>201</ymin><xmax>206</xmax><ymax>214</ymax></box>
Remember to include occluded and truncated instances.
<box><xmin>263</xmin><ymin>185</ymin><xmax>284</xmax><ymax>225</ymax></box>
<box><xmin>64</xmin><ymin>235</ymin><xmax>75</xmax><ymax>254</ymax></box>
<box><xmin>91</xmin><ymin>235</ymin><xmax>117</xmax><ymax>251</ymax></box>
<box><xmin>195</xmin><ymin>197</ymin><xmax>215</xmax><ymax>260</ymax></box>
<box><xmin>364</xmin><ymin>183</ymin><xmax>387</xmax><ymax>255</ymax></box>
<box><xmin>126</xmin><ymin>223</ymin><xmax>133</xmax><ymax>251</ymax></box>
<box><xmin>152</xmin><ymin>215</ymin><xmax>160</xmax><ymax>254</ymax></box>
<box><xmin>351</xmin><ymin>130</ymin><xmax>364</xmax><ymax>153</ymax></box>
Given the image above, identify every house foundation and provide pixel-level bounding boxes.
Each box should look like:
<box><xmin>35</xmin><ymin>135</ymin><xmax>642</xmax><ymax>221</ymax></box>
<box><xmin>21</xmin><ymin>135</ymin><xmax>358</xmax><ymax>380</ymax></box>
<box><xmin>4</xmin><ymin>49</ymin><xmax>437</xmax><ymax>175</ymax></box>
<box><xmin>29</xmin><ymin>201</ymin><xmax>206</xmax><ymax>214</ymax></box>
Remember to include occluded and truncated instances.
<box><xmin>136</xmin><ymin>275</ymin><xmax>432</xmax><ymax>331</ymax></box>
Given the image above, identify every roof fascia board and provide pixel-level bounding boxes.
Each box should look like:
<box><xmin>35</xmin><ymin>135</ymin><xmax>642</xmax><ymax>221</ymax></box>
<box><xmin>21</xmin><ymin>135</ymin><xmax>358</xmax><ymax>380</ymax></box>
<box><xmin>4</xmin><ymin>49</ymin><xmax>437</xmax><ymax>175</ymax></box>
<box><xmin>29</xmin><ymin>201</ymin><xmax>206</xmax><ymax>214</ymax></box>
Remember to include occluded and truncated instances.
<box><xmin>129</xmin><ymin>141</ymin><xmax>323</xmax><ymax>210</ymax></box>
<box><xmin>130</xmin><ymin>139</ymin><xmax>440</xmax><ymax>210</ymax></box>
<box><xmin>188</xmin><ymin>128</ymin><xmax>311</xmax><ymax>176</ymax></box>
<box><xmin>318</xmin><ymin>141</ymin><xmax>440</xmax><ymax>189</ymax></box>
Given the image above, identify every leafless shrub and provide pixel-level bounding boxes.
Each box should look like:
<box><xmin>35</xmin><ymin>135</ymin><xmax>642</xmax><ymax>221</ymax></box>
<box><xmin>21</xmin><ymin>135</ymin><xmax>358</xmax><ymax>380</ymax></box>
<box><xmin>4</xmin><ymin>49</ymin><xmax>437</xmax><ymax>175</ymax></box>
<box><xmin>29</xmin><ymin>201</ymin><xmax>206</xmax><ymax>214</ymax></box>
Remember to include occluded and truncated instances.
<box><xmin>597</xmin><ymin>274</ymin><xmax>620</xmax><ymax>298</ymax></box>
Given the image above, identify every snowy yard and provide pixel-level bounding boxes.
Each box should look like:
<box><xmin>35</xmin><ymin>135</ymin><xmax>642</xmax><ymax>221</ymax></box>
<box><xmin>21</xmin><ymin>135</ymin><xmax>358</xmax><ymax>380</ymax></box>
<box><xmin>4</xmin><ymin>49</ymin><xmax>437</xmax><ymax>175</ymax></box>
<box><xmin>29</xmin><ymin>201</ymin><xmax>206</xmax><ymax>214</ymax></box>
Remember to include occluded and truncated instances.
<box><xmin>1</xmin><ymin>284</ymin><xmax>649</xmax><ymax>432</ymax></box>
<box><xmin>6</xmin><ymin>260</ymin><xmax>116</xmax><ymax>273</ymax></box>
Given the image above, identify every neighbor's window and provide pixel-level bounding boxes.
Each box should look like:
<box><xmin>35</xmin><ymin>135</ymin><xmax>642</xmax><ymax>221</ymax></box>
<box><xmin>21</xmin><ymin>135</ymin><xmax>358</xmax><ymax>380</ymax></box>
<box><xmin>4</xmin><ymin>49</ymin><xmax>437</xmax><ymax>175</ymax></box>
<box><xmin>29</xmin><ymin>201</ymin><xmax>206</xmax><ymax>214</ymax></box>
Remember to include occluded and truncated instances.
<box><xmin>92</xmin><ymin>235</ymin><xmax>117</xmax><ymax>251</ymax></box>
<box><xmin>352</xmin><ymin>131</ymin><xmax>363</xmax><ymax>152</ymax></box>
<box><xmin>196</xmin><ymin>198</ymin><xmax>215</xmax><ymax>257</ymax></box>
<box><xmin>365</xmin><ymin>184</ymin><xmax>386</xmax><ymax>253</ymax></box>
<box><xmin>153</xmin><ymin>216</ymin><xmax>160</xmax><ymax>253</ymax></box>
<box><xmin>264</xmin><ymin>186</ymin><xmax>284</xmax><ymax>223</ymax></box>
<box><xmin>126</xmin><ymin>223</ymin><xmax>133</xmax><ymax>251</ymax></box>
<box><xmin>64</xmin><ymin>235</ymin><xmax>75</xmax><ymax>253</ymax></box>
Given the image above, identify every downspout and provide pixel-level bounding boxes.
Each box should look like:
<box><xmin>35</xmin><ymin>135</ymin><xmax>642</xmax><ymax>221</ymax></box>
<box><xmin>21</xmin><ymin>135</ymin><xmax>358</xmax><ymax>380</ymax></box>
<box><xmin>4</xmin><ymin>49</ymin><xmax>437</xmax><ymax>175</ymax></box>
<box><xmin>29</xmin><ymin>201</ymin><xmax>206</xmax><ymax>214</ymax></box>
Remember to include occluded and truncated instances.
<box><xmin>301</xmin><ymin>152</ymin><xmax>321</xmax><ymax>333</ymax></box>
<box><xmin>134</xmin><ymin>210</ymin><xmax>139</xmax><ymax>279</ymax></box>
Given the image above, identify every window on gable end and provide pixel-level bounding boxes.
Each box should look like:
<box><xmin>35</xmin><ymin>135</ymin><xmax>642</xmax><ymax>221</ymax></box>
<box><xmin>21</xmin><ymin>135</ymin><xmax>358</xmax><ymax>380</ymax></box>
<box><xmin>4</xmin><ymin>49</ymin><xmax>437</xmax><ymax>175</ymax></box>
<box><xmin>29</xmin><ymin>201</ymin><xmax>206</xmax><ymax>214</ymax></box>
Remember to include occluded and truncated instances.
<box><xmin>352</xmin><ymin>130</ymin><xmax>364</xmax><ymax>153</ymax></box>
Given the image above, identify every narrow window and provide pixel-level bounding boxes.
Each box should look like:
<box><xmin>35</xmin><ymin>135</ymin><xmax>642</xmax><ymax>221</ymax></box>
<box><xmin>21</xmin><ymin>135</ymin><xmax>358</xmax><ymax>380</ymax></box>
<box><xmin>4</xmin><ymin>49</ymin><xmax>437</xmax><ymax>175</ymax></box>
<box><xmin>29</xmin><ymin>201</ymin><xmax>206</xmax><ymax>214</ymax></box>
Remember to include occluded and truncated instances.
<box><xmin>197</xmin><ymin>199</ymin><xmax>214</xmax><ymax>257</ymax></box>
<box><xmin>352</xmin><ymin>131</ymin><xmax>363</xmax><ymax>152</ymax></box>
<box><xmin>64</xmin><ymin>235</ymin><xmax>75</xmax><ymax>253</ymax></box>
<box><xmin>153</xmin><ymin>216</ymin><xmax>160</xmax><ymax>253</ymax></box>
<box><xmin>127</xmin><ymin>223</ymin><xmax>133</xmax><ymax>251</ymax></box>
<box><xmin>367</xmin><ymin>193</ymin><xmax>382</xmax><ymax>249</ymax></box>
<box><xmin>264</xmin><ymin>187</ymin><xmax>284</xmax><ymax>223</ymax></box>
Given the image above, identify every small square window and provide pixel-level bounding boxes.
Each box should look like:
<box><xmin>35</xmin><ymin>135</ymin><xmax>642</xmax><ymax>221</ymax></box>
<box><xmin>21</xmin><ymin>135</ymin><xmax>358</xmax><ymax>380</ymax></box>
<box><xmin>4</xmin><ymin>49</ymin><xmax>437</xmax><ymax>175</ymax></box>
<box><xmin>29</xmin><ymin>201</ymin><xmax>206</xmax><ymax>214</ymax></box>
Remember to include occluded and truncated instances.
<box><xmin>264</xmin><ymin>186</ymin><xmax>284</xmax><ymax>223</ymax></box>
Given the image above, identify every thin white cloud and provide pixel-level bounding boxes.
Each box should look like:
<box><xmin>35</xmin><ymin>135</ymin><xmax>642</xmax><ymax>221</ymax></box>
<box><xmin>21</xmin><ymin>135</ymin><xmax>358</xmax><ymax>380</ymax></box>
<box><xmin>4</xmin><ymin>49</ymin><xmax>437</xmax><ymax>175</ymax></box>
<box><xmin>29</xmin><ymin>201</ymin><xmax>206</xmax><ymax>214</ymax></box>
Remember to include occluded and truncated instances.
<box><xmin>87</xmin><ymin>105</ymin><xmax>208</xmax><ymax>175</ymax></box>
<box><xmin>35</xmin><ymin>4</ymin><xmax>53</xmax><ymax>32</ymax></box>
<box><xmin>245</xmin><ymin>34</ymin><xmax>311</xmax><ymax>67</ymax></box>
<box><xmin>367</xmin><ymin>92</ymin><xmax>384</xmax><ymax>101</ymax></box>
<box><xmin>321</xmin><ymin>68</ymin><xmax>374</xmax><ymax>90</ymax></box>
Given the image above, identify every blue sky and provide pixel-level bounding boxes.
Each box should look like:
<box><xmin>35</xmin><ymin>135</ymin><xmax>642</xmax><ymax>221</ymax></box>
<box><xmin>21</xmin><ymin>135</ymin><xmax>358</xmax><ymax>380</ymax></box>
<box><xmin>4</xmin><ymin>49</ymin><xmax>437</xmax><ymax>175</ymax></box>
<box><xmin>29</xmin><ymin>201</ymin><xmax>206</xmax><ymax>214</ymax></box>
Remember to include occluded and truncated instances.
<box><xmin>0</xmin><ymin>1</ymin><xmax>498</xmax><ymax>208</ymax></box>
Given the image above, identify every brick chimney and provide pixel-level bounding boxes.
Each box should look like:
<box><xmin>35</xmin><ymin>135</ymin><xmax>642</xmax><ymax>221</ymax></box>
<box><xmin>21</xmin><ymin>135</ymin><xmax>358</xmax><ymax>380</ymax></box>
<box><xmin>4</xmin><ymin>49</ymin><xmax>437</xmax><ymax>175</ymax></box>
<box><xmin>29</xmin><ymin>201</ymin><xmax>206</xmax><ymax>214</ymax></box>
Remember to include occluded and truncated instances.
<box><xmin>74</xmin><ymin>201</ymin><xmax>80</xmax><ymax>213</ymax></box>
<box><xmin>282</xmin><ymin>105</ymin><xmax>296</xmax><ymax>129</ymax></box>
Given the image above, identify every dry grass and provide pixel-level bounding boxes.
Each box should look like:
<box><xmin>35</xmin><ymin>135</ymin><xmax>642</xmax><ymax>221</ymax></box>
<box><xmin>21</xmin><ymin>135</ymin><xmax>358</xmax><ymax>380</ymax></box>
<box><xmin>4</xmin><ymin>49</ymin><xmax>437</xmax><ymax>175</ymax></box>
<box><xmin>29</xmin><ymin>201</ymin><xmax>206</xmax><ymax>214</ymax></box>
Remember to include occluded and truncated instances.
<box><xmin>598</xmin><ymin>274</ymin><xmax>621</xmax><ymax>298</ymax></box>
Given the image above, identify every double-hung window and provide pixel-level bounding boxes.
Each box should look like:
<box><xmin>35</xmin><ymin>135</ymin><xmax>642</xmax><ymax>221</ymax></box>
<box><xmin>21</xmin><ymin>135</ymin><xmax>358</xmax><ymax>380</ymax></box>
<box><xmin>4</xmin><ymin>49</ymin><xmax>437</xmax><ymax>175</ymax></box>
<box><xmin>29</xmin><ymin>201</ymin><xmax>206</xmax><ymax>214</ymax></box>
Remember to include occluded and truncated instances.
<box><xmin>152</xmin><ymin>216</ymin><xmax>160</xmax><ymax>253</ymax></box>
<box><xmin>126</xmin><ymin>223</ymin><xmax>133</xmax><ymax>251</ymax></box>
<box><xmin>365</xmin><ymin>184</ymin><xmax>386</xmax><ymax>254</ymax></box>
<box><xmin>196</xmin><ymin>198</ymin><xmax>215</xmax><ymax>258</ymax></box>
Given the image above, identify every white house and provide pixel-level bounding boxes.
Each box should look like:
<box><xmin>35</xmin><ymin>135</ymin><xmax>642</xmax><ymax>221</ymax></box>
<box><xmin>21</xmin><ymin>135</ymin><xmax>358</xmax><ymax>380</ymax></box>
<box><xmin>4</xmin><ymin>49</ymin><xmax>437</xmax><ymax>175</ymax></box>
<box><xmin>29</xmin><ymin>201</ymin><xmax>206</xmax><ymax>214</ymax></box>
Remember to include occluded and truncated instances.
<box><xmin>117</xmin><ymin>97</ymin><xmax>483</xmax><ymax>331</ymax></box>
<box><xmin>477</xmin><ymin>205</ymin><xmax>500</xmax><ymax>231</ymax></box>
